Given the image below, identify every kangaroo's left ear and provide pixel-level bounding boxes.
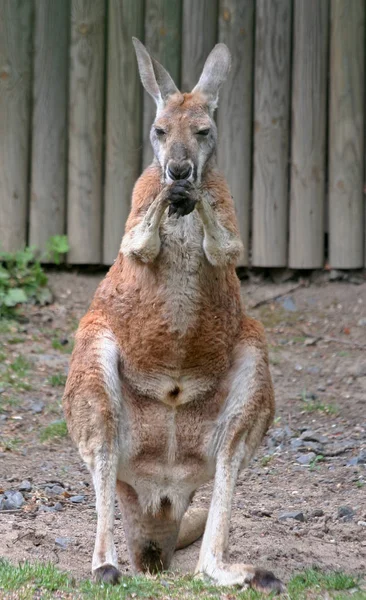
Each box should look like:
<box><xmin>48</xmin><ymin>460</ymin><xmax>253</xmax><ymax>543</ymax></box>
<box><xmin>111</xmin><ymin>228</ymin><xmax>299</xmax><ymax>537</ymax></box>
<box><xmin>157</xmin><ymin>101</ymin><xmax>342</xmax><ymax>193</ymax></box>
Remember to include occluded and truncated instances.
<box><xmin>192</xmin><ymin>44</ymin><xmax>231</xmax><ymax>112</ymax></box>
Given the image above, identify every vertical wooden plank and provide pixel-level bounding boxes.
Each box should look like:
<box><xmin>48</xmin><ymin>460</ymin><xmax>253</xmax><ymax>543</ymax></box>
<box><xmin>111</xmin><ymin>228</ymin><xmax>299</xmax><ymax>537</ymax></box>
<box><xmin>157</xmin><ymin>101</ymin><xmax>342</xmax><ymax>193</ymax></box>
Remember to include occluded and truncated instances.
<box><xmin>142</xmin><ymin>0</ymin><xmax>182</xmax><ymax>168</ymax></box>
<box><xmin>0</xmin><ymin>0</ymin><xmax>32</xmax><ymax>252</ymax></box>
<box><xmin>181</xmin><ymin>0</ymin><xmax>218</xmax><ymax>92</ymax></box>
<box><xmin>67</xmin><ymin>0</ymin><xmax>105</xmax><ymax>264</ymax></box>
<box><xmin>217</xmin><ymin>0</ymin><xmax>254</xmax><ymax>266</ymax></box>
<box><xmin>29</xmin><ymin>0</ymin><xmax>69</xmax><ymax>254</ymax></box>
<box><xmin>289</xmin><ymin>0</ymin><xmax>329</xmax><ymax>269</ymax></box>
<box><xmin>252</xmin><ymin>0</ymin><xmax>291</xmax><ymax>267</ymax></box>
<box><xmin>103</xmin><ymin>0</ymin><xmax>144</xmax><ymax>265</ymax></box>
<box><xmin>329</xmin><ymin>0</ymin><xmax>365</xmax><ymax>269</ymax></box>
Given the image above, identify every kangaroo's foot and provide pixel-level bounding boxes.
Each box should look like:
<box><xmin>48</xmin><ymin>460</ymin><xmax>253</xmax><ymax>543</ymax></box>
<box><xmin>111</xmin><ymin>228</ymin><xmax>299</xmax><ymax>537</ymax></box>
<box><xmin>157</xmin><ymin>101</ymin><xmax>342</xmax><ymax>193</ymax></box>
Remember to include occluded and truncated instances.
<box><xmin>199</xmin><ymin>561</ymin><xmax>284</xmax><ymax>594</ymax></box>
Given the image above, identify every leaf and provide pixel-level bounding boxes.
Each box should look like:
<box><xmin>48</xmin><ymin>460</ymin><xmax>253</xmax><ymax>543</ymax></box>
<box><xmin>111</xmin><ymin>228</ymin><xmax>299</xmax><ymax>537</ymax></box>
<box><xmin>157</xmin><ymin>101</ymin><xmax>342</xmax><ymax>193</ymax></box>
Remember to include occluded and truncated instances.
<box><xmin>4</xmin><ymin>288</ymin><xmax>28</xmax><ymax>307</ymax></box>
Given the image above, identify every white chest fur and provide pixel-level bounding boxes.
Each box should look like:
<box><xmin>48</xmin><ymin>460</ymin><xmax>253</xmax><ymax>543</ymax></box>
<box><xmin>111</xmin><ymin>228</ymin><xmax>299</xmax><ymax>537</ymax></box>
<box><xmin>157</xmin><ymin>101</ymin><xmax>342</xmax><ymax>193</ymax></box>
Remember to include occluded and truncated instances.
<box><xmin>159</xmin><ymin>211</ymin><xmax>205</xmax><ymax>336</ymax></box>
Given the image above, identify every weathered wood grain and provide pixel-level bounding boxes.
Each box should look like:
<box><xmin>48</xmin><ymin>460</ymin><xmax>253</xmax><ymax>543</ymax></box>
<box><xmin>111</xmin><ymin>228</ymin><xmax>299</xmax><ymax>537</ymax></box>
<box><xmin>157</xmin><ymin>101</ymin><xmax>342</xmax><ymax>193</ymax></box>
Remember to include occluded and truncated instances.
<box><xmin>289</xmin><ymin>0</ymin><xmax>329</xmax><ymax>269</ymax></box>
<box><xmin>181</xmin><ymin>0</ymin><xmax>218</xmax><ymax>92</ymax></box>
<box><xmin>67</xmin><ymin>0</ymin><xmax>105</xmax><ymax>264</ymax></box>
<box><xmin>29</xmin><ymin>0</ymin><xmax>69</xmax><ymax>255</ymax></box>
<box><xmin>328</xmin><ymin>0</ymin><xmax>365</xmax><ymax>268</ymax></box>
<box><xmin>217</xmin><ymin>0</ymin><xmax>254</xmax><ymax>266</ymax></box>
<box><xmin>103</xmin><ymin>0</ymin><xmax>144</xmax><ymax>265</ymax></box>
<box><xmin>142</xmin><ymin>0</ymin><xmax>182</xmax><ymax>168</ymax></box>
<box><xmin>0</xmin><ymin>0</ymin><xmax>32</xmax><ymax>251</ymax></box>
<box><xmin>252</xmin><ymin>0</ymin><xmax>292</xmax><ymax>267</ymax></box>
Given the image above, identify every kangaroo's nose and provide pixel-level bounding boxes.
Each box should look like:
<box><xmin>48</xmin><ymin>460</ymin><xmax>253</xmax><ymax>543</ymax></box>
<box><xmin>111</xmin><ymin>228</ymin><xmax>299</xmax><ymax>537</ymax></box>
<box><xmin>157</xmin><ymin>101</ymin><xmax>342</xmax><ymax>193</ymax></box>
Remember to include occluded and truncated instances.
<box><xmin>168</xmin><ymin>162</ymin><xmax>192</xmax><ymax>181</ymax></box>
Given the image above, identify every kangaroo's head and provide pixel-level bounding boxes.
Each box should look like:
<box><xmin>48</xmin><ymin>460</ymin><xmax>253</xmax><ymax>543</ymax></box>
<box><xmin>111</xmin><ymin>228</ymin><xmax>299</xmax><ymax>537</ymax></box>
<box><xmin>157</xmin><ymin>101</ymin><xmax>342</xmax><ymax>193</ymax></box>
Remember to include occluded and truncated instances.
<box><xmin>133</xmin><ymin>38</ymin><xmax>231</xmax><ymax>185</ymax></box>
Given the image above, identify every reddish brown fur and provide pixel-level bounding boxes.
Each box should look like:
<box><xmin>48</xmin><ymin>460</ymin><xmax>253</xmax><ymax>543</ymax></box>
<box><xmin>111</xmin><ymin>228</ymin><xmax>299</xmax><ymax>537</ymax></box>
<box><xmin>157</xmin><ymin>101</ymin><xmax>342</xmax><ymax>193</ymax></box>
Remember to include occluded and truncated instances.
<box><xmin>63</xmin><ymin>41</ymin><xmax>282</xmax><ymax>594</ymax></box>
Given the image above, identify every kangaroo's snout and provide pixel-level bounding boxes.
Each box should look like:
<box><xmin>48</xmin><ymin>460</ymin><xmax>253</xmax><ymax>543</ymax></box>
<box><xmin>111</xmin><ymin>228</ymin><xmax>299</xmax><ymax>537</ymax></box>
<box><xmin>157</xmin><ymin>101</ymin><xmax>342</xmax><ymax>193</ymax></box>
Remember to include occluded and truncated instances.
<box><xmin>167</xmin><ymin>161</ymin><xmax>193</xmax><ymax>182</ymax></box>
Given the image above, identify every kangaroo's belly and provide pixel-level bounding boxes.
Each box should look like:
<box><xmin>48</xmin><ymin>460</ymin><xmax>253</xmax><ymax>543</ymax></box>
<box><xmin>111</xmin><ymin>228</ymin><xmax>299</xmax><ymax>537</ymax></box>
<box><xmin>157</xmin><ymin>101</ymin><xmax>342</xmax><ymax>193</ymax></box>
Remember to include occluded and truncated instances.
<box><xmin>117</xmin><ymin>388</ymin><xmax>221</xmax><ymax>517</ymax></box>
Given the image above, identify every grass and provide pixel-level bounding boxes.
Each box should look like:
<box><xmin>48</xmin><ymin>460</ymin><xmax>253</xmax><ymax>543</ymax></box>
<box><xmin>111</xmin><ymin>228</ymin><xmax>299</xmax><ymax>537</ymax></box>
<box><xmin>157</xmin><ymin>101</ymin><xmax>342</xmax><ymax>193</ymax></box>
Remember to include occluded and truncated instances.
<box><xmin>0</xmin><ymin>356</ymin><xmax>32</xmax><ymax>391</ymax></box>
<box><xmin>300</xmin><ymin>389</ymin><xmax>339</xmax><ymax>415</ymax></box>
<box><xmin>0</xmin><ymin>561</ymin><xmax>363</xmax><ymax>600</ymax></box>
<box><xmin>47</xmin><ymin>373</ymin><xmax>67</xmax><ymax>387</ymax></box>
<box><xmin>0</xmin><ymin>436</ymin><xmax>21</xmax><ymax>452</ymax></box>
<box><xmin>39</xmin><ymin>419</ymin><xmax>68</xmax><ymax>442</ymax></box>
<box><xmin>52</xmin><ymin>337</ymin><xmax>74</xmax><ymax>354</ymax></box>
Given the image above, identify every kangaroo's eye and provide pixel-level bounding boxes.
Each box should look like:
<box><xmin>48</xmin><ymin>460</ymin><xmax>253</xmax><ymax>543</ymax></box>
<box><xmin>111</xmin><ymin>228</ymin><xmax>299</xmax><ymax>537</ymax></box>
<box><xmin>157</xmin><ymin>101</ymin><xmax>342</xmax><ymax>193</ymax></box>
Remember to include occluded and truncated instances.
<box><xmin>155</xmin><ymin>128</ymin><xmax>166</xmax><ymax>136</ymax></box>
<box><xmin>197</xmin><ymin>128</ymin><xmax>210</xmax><ymax>137</ymax></box>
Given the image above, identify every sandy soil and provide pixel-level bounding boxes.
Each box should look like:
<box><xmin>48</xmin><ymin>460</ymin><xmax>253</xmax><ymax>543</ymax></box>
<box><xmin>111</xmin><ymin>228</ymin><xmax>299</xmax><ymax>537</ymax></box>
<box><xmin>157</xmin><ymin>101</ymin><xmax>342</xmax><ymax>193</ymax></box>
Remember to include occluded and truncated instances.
<box><xmin>0</xmin><ymin>271</ymin><xmax>365</xmax><ymax>585</ymax></box>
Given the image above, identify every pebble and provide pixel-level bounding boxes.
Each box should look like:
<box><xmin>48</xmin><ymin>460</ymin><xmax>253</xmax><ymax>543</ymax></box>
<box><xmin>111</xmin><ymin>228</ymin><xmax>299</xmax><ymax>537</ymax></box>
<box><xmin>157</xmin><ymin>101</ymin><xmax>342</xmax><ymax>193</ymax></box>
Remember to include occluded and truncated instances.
<box><xmin>309</xmin><ymin>509</ymin><xmax>324</xmax><ymax>518</ymax></box>
<box><xmin>19</xmin><ymin>480</ymin><xmax>32</xmax><ymax>492</ymax></box>
<box><xmin>38</xmin><ymin>505</ymin><xmax>56</xmax><ymax>513</ymax></box>
<box><xmin>55</xmin><ymin>537</ymin><xmax>71</xmax><ymax>550</ymax></box>
<box><xmin>337</xmin><ymin>506</ymin><xmax>354</xmax><ymax>521</ymax></box>
<box><xmin>300</xmin><ymin>430</ymin><xmax>328</xmax><ymax>444</ymax></box>
<box><xmin>279</xmin><ymin>511</ymin><xmax>305</xmax><ymax>522</ymax></box>
<box><xmin>357</xmin><ymin>318</ymin><xmax>366</xmax><ymax>326</ymax></box>
<box><xmin>317</xmin><ymin>385</ymin><xmax>326</xmax><ymax>392</ymax></box>
<box><xmin>307</xmin><ymin>366</ymin><xmax>321</xmax><ymax>375</ymax></box>
<box><xmin>2</xmin><ymin>491</ymin><xmax>25</xmax><ymax>510</ymax></box>
<box><xmin>280</xmin><ymin>296</ymin><xmax>297</xmax><ymax>312</ymax></box>
<box><xmin>28</xmin><ymin>401</ymin><xmax>44</xmax><ymax>414</ymax></box>
<box><xmin>297</xmin><ymin>452</ymin><xmax>316</xmax><ymax>465</ymax></box>
<box><xmin>54</xmin><ymin>502</ymin><xmax>63</xmax><ymax>512</ymax></box>
<box><xmin>69</xmin><ymin>495</ymin><xmax>84</xmax><ymax>503</ymax></box>
<box><xmin>45</xmin><ymin>485</ymin><xmax>65</xmax><ymax>496</ymax></box>
<box><xmin>295</xmin><ymin>364</ymin><xmax>303</xmax><ymax>372</ymax></box>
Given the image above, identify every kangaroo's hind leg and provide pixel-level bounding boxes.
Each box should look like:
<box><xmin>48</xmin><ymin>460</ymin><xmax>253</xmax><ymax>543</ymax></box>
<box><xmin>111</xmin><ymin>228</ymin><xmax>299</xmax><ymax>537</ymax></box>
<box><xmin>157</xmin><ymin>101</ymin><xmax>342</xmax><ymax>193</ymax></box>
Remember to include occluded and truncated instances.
<box><xmin>63</xmin><ymin>324</ymin><xmax>125</xmax><ymax>583</ymax></box>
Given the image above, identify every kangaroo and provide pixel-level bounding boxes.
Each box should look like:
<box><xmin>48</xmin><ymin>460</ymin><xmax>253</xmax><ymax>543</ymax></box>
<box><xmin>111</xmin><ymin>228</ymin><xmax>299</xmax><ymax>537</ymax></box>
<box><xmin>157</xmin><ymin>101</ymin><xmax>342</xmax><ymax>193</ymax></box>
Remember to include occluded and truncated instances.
<box><xmin>63</xmin><ymin>38</ymin><xmax>283</xmax><ymax>594</ymax></box>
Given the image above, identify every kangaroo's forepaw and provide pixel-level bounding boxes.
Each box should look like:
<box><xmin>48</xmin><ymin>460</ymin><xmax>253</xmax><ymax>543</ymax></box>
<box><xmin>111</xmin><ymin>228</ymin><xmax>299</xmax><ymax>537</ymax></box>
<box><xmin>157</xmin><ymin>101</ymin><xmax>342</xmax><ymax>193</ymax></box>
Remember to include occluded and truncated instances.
<box><xmin>94</xmin><ymin>564</ymin><xmax>121</xmax><ymax>585</ymax></box>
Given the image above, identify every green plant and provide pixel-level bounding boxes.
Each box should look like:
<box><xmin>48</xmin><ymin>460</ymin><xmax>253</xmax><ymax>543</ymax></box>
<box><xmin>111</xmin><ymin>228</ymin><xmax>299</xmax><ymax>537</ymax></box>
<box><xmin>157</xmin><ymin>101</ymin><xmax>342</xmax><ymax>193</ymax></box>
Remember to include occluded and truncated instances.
<box><xmin>0</xmin><ymin>236</ymin><xmax>68</xmax><ymax>318</ymax></box>
<box><xmin>45</xmin><ymin>235</ymin><xmax>69</xmax><ymax>265</ymax></box>
<box><xmin>47</xmin><ymin>373</ymin><xmax>67</xmax><ymax>387</ymax></box>
<box><xmin>40</xmin><ymin>419</ymin><xmax>68</xmax><ymax>442</ymax></box>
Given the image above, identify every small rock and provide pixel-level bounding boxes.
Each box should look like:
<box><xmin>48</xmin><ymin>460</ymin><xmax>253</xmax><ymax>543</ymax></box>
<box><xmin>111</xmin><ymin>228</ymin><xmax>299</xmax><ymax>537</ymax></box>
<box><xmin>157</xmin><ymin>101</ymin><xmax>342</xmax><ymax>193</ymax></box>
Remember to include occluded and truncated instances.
<box><xmin>60</xmin><ymin>338</ymin><xmax>69</xmax><ymax>346</ymax></box>
<box><xmin>2</xmin><ymin>491</ymin><xmax>24</xmax><ymax>510</ymax></box>
<box><xmin>323</xmin><ymin>442</ymin><xmax>355</xmax><ymax>457</ymax></box>
<box><xmin>304</xmin><ymin>338</ymin><xmax>318</xmax><ymax>347</ymax></box>
<box><xmin>309</xmin><ymin>509</ymin><xmax>324</xmax><ymax>518</ymax></box>
<box><xmin>357</xmin><ymin>450</ymin><xmax>366</xmax><ymax>464</ymax></box>
<box><xmin>295</xmin><ymin>364</ymin><xmax>303</xmax><ymax>372</ymax></box>
<box><xmin>28</xmin><ymin>401</ymin><xmax>44</xmax><ymax>414</ymax></box>
<box><xmin>317</xmin><ymin>385</ymin><xmax>326</xmax><ymax>392</ymax></box>
<box><xmin>54</xmin><ymin>502</ymin><xmax>63</xmax><ymax>512</ymax></box>
<box><xmin>69</xmin><ymin>495</ymin><xmax>84</xmax><ymax>503</ymax></box>
<box><xmin>300</xmin><ymin>430</ymin><xmax>328</xmax><ymax>444</ymax></box>
<box><xmin>280</xmin><ymin>296</ymin><xmax>297</xmax><ymax>312</ymax></box>
<box><xmin>307</xmin><ymin>366</ymin><xmax>320</xmax><ymax>375</ymax></box>
<box><xmin>357</xmin><ymin>521</ymin><xmax>366</xmax><ymax>527</ymax></box>
<box><xmin>297</xmin><ymin>452</ymin><xmax>316</xmax><ymax>465</ymax></box>
<box><xmin>55</xmin><ymin>537</ymin><xmax>71</xmax><ymax>550</ymax></box>
<box><xmin>45</xmin><ymin>485</ymin><xmax>64</xmax><ymax>496</ymax></box>
<box><xmin>38</xmin><ymin>505</ymin><xmax>56</xmax><ymax>513</ymax></box>
<box><xmin>358</xmin><ymin>318</ymin><xmax>366</xmax><ymax>327</ymax></box>
<box><xmin>279</xmin><ymin>511</ymin><xmax>305</xmax><ymax>522</ymax></box>
<box><xmin>337</xmin><ymin>506</ymin><xmax>354</xmax><ymax>521</ymax></box>
<box><xmin>19</xmin><ymin>480</ymin><xmax>32</xmax><ymax>492</ymax></box>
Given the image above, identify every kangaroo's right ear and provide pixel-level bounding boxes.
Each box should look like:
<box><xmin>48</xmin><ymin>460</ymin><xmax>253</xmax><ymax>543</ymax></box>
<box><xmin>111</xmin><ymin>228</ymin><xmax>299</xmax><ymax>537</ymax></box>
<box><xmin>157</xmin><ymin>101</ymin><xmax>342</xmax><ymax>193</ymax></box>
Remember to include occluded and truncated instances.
<box><xmin>132</xmin><ymin>38</ymin><xmax>179</xmax><ymax>109</ymax></box>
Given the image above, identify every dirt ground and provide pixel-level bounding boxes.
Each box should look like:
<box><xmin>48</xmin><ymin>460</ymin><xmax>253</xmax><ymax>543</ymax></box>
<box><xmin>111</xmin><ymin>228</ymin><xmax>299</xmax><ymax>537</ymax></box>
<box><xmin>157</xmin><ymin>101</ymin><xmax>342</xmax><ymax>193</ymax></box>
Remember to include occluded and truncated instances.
<box><xmin>0</xmin><ymin>271</ymin><xmax>365</xmax><ymax>585</ymax></box>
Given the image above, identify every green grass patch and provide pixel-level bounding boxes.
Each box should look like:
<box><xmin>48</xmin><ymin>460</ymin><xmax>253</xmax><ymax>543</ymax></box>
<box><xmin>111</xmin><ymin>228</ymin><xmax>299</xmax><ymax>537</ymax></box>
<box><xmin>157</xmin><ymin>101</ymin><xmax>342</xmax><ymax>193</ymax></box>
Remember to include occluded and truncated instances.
<box><xmin>39</xmin><ymin>419</ymin><xmax>68</xmax><ymax>443</ymax></box>
<box><xmin>47</xmin><ymin>373</ymin><xmax>67</xmax><ymax>387</ymax></box>
<box><xmin>0</xmin><ymin>560</ymin><xmax>363</xmax><ymax>600</ymax></box>
<box><xmin>0</xmin><ymin>436</ymin><xmax>21</xmax><ymax>452</ymax></box>
<box><xmin>0</xmin><ymin>356</ymin><xmax>32</xmax><ymax>391</ymax></box>
<box><xmin>52</xmin><ymin>338</ymin><xmax>74</xmax><ymax>354</ymax></box>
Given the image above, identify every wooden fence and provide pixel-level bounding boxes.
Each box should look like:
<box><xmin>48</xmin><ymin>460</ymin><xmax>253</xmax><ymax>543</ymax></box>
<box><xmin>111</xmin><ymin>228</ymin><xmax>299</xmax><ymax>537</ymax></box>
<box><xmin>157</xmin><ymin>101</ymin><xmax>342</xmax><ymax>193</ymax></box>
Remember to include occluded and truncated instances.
<box><xmin>0</xmin><ymin>0</ymin><xmax>365</xmax><ymax>268</ymax></box>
